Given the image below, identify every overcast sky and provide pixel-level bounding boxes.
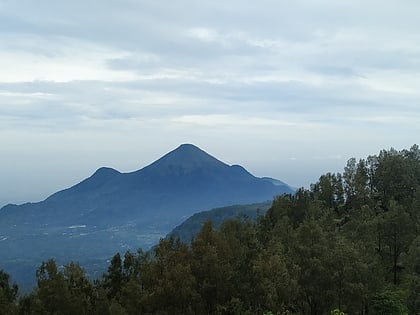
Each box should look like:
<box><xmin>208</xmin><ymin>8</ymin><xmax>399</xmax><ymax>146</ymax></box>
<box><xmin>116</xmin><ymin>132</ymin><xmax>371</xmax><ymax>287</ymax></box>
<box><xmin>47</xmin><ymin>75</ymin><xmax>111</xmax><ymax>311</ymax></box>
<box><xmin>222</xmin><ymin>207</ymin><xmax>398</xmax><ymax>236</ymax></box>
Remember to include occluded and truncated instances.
<box><xmin>1</xmin><ymin>0</ymin><xmax>420</xmax><ymax>207</ymax></box>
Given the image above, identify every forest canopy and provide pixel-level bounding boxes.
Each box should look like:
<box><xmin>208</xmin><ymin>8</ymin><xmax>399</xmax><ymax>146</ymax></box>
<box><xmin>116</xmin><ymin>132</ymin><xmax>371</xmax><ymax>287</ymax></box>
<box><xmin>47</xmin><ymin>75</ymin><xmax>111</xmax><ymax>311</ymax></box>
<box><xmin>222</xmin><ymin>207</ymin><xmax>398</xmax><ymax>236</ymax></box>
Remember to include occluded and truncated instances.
<box><xmin>2</xmin><ymin>145</ymin><xmax>420</xmax><ymax>315</ymax></box>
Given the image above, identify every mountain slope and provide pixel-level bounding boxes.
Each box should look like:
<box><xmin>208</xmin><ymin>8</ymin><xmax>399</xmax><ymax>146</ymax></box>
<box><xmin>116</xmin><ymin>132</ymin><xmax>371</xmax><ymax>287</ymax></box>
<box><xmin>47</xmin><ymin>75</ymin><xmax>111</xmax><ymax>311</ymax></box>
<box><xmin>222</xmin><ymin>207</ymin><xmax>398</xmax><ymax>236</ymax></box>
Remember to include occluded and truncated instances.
<box><xmin>0</xmin><ymin>143</ymin><xmax>294</xmax><ymax>289</ymax></box>
<box><xmin>2</xmin><ymin>144</ymin><xmax>292</xmax><ymax>225</ymax></box>
<box><xmin>168</xmin><ymin>201</ymin><xmax>272</xmax><ymax>244</ymax></box>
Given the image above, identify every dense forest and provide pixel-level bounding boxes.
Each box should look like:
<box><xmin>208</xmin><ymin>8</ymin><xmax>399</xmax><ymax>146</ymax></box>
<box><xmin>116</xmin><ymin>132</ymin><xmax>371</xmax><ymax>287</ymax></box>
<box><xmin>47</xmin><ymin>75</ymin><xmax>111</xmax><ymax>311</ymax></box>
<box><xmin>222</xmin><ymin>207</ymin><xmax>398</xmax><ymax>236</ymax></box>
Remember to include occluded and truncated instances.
<box><xmin>1</xmin><ymin>145</ymin><xmax>420</xmax><ymax>315</ymax></box>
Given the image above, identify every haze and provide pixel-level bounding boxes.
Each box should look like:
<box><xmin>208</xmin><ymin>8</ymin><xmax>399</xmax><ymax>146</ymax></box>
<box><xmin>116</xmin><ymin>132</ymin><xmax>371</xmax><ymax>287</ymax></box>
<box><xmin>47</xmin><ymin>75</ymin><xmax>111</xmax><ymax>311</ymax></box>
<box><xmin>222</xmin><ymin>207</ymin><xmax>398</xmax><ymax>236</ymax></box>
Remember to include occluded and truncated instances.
<box><xmin>1</xmin><ymin>0</ymin><xmax>420</xmax><ymax>207</ymax></box>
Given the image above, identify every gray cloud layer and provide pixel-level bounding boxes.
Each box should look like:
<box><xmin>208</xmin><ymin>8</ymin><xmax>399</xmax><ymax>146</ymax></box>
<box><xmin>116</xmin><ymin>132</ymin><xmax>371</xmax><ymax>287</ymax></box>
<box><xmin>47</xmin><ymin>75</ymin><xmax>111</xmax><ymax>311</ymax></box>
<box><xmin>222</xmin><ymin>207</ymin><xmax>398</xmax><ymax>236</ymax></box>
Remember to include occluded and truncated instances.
<box><xmin>1</xmin><ymin>0</ymin><xmax>420</xmax><ymax>205</ymax></box>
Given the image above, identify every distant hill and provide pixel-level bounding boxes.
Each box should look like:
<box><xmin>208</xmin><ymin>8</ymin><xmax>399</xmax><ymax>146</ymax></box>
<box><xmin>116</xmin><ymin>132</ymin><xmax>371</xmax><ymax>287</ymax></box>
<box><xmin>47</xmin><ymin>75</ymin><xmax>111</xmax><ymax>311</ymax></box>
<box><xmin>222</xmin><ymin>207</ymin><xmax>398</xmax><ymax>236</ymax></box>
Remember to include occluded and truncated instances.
<box><xmin>168</xmin><ymin>201</ymin><xmax>272</xmax><ymax>244</ymax></box>
<box><xmin>0</xmin><ymin>144</ymin><xmax>294</xmax><ymax>289</ymax></box>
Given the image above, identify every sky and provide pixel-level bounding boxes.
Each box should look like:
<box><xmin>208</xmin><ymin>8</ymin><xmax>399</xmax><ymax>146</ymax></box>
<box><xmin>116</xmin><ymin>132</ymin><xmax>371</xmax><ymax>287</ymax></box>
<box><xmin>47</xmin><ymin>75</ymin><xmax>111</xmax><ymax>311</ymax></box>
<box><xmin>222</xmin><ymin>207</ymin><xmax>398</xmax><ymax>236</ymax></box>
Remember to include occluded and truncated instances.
<box><xmin>1</xmin><ymin>0</ymin><xmax>420</xmax><ymax>207</ymax></box>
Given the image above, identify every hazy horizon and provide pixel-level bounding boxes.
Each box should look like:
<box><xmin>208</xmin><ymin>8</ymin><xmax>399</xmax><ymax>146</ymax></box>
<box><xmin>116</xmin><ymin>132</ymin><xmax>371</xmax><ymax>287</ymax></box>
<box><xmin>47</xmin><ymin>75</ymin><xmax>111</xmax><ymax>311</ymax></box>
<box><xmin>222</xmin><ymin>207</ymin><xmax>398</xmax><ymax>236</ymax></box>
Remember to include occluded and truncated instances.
<box><xmin>0</xmin><ymin>142</ymin><xmax>415</xmax><ymax>208</ymax></box>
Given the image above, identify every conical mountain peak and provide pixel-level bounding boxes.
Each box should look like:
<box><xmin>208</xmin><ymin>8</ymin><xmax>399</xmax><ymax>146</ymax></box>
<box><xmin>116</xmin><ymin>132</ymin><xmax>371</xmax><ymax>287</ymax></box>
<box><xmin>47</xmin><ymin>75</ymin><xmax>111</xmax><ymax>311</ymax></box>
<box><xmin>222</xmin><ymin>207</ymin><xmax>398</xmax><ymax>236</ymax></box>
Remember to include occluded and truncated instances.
<box><xmin>145</xmin><ymin>144</ymin><xmax>228</xmax><ymax>173</ymax></box>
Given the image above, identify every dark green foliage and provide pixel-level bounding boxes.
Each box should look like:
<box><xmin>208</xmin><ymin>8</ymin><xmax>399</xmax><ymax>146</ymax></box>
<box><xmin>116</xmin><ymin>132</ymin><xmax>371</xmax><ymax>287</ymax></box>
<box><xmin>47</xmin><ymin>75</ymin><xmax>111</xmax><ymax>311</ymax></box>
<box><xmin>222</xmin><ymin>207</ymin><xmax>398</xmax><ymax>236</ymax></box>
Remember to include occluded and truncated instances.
<box><xmin>370</xmin><ymin>288</ymin><xmax>409</xmax><ymax>315</ymax></box>
<box><xmin>0</xmin><ymin>269</ymin><xmax>18</xmax><ymax>315</ymax></box>
<box><xmin>4</xmin><ymin>145</ymin><xmax>420</xmax><ymax>314</ymax></box>
<box><xmin>103</xmin><ymin>253</ymin><xmax>123</xmax><ymax>299</ymax></box>
<box><xmin>33</xmin><ymin>260</ymin><xmax>94</xmax><ymax>315</ymax></box>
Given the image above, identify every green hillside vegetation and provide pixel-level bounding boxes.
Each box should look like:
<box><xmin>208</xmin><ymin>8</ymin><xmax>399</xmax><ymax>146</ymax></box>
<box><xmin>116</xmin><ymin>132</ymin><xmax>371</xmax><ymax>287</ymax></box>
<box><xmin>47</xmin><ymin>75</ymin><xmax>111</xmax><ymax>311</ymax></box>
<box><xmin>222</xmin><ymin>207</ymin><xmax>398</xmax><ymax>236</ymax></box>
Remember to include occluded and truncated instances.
<box><xmin>2</xmin><ymin>145</ymin><xmax>420</xmax><ymax>314</ymax></box>
<box><xmin>168</xmin><ymin>201</ymin><xmax>272</xmax><ymax>244</ymax></box>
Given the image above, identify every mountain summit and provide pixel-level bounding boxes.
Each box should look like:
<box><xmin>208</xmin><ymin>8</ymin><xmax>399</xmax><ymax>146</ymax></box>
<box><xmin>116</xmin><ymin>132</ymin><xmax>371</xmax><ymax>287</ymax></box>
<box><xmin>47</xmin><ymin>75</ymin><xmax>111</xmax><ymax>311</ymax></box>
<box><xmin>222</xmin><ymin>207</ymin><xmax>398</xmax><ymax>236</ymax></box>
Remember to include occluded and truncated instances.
<box><xmin>0</xmin><ymin>144</ymin><xmax>294</xmax><ymax>288</ymax></box>
<box><xmin>137</xmin><ymin>143</ymin><xmax>228</xmax><ymax>177</ymax></box>
<box><xmin>149</xmin><ymin>143</ymin><xmax>226</xmax><ymax>170</ymax></box>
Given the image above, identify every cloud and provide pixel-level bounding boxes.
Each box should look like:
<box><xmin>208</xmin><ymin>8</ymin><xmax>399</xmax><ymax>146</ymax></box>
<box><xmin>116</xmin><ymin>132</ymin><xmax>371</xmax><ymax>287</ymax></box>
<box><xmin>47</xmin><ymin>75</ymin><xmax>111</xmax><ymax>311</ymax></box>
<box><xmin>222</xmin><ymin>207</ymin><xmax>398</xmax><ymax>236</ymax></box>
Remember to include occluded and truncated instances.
<box><xmin>1</xmin><ymin>0</ymin><xmax>420</xmax><ymax>205</ymax></box>
<box><xmin>188</xmin><ymin>28</ymin><xmax>220</xmax><ymax>42</ymax></box>
<box><xmin>0</xmin><ymin>35</ymin><xmax>138</xmax><ymax>83</ymax></box>
<box><xmin>173</xmin><ymin>114</ymin><xmax>303</xmax><ymax>127</ymax></box>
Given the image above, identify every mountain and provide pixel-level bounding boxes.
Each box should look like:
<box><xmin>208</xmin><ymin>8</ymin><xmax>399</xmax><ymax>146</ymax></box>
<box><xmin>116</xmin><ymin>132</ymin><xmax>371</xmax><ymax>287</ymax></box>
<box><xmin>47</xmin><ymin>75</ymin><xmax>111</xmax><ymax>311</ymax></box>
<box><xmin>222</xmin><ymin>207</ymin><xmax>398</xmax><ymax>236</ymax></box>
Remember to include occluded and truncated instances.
<box><xmin>0</xmin><ymin>143</ymin><xmax>294</xmax><ymax>289</ymax></box>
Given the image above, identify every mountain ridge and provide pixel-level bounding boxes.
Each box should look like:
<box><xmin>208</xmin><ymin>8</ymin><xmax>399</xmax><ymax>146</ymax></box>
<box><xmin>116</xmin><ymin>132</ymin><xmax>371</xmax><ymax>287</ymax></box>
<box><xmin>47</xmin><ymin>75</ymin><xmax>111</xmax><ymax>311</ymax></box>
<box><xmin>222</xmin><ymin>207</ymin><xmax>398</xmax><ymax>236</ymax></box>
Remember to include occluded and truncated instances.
<box><xmin>0</xmin><ymin>143</ymin><xmax>294</xmax><ymax>289</ymax></box>
<box><xmin>2</xmin><ymin>144</ymin><xmax>291</xmax><ymax>210</ymax></box>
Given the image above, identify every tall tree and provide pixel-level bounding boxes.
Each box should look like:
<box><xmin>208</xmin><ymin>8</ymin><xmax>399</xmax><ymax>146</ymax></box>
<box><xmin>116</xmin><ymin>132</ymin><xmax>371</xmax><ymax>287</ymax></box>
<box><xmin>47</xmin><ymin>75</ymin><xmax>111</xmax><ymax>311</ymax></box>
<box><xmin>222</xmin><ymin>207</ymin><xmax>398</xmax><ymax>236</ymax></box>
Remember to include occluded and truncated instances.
<box><xmin>103</xmin><ymin>253</ymin><xmax>123</xmax><ymax>300</ymax></box>
<box><xmin>343</xmin><ymin>158</ymin><xmax>370</xmax><ymax>210</ymax></box>
<box><xmin>292</xmin><ymin>219</ymin><xmax>334</xmax><ymax>315</ymax></box>
<box><xmin>378</xmin><ymin>201</ymin><xmax>415</xmax><ymax>284</ymax></box>
<box><xmin>146</xmin><ymin>236</ymin><xmax>197</xmax><ymax>314</ymax></box>
<box><xmin>0</xmin><ymin>270</ymin><xmax>18</xmax><ymax>315</ymax></box>
<box><xmin>311</xmin><ymin>173</ymin><xmax>344</xmax><ymax>212</ymax></box>
<box><xmin>219</xmin><ymin>218</ymin><xmax>259</xmax><ymax>311</ymax></box>
<box><xmin>191</xmin><ymin>221</ymin><xmax>231</xmax><ymax>314</ymax></box>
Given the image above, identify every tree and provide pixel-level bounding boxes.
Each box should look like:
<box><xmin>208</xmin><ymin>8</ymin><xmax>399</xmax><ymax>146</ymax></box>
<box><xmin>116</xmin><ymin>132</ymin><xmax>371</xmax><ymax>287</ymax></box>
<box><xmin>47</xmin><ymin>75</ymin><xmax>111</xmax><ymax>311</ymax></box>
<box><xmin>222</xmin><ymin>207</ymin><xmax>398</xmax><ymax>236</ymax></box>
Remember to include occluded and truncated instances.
<box><xmin>292</xmin><ymin>219</ymin><xmax>334</xmax><ymax>315</ymax></box>
<box><xmin>35</xmin><ymin>259</ymin><xmax>94</xmax><ymax>315</ymax></box>
<box><xmin>143</xmin><ymin>236</ymin><xmax>197</xmax><ymax>314</ymax></box>
<box><xmin>219</xmin><ymin>218</ymin><xmax>259</xmax><ymax>309</ymax></box>
<box><xmin>343</xmin><ymin>158</ymin><xmax>371</xmax><ymax>210</ymax></box>
<box><xmin>103</xmin><ymin>253</ymin><xmax>123</xmax><ymax>300</ymax></box>
<box><xmin>36</xmin><ymin>259</ymin><xmax>68</xmax><ymax>314</ymax></box>
<box><xmin>0</xmin><ymin>269</ymin><xmax>18</xmax><ymax>315</ymax></box>
<box><xmin>374</xmin><ymin>148</ymin><xmax>418</xmax><ymax>207</ymax></box>
<box><xmin>261</xmin><ymin>189</ymin><xmax>313</xmax><ymax>232</ymax></box>
<box><xmin>377</xmin><ymin>201</ymin><xmax>415</xmax><ymax>284</ymax></box>
<box><xmin>18</xmin><ymin>292</ymin><xmax>46</xmax><ymax>315</ymax></box>
<box><xmin>253</xmin><ymin>237</ymin><xmax>296</xmax><ymax>314</ymax></box>
<box><xmin>327</xmin><ymin>236</ymin><xmax>370</xmax><ymax>314</ymax></box>
<box><xmin>62</xmin><ymin>262</ymin><xmax>94</xmax><ymax>314</ymax></box>
<box><xmin>191</xmin><ymin>221</ymin><xmax>231</xmax><ymax>314</ymax></box>
<box><xmin>118</xmin><ymin>249</ymin><xmax>151</xmax><ymax>314</ymax></box>
<box><xmin>404</xmin><ymin>236</ymin><xmax>420</xmax><ymax>313</ymax></box>
<box><xmin>311</xmin><ymin>173</ymin><xmax>344</xmax><ymax>212</ymax></box>
<box><xmin>370</xmin><ymin>288</ymin><xmax>409</xmax><ymax>315</ymax></box>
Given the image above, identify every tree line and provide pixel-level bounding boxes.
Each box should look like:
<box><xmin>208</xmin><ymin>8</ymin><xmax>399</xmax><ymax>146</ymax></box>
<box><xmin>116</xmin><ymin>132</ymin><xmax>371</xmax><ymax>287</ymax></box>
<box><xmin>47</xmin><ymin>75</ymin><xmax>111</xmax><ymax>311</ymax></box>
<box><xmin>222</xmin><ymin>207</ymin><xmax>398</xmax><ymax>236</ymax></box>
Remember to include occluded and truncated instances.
<box><xmin>1</xmin><ymin>145</ymin><xmax>420</xmax><ymax>314</ymax></box>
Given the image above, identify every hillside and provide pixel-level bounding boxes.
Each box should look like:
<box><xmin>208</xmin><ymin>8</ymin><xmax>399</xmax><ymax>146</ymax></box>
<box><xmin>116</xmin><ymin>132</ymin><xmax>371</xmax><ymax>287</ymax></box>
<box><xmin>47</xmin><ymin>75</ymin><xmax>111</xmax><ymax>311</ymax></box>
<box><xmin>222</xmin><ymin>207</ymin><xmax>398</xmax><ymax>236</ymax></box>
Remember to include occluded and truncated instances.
<box><xmin>0</xmin><ymin>144</ymin><xmax>294</xmax><ymax>288</ymax></box>
<box><xmin>168</xmin><ymin>201</ymin><xmax>271</xmax><ymax>244</ymax></box>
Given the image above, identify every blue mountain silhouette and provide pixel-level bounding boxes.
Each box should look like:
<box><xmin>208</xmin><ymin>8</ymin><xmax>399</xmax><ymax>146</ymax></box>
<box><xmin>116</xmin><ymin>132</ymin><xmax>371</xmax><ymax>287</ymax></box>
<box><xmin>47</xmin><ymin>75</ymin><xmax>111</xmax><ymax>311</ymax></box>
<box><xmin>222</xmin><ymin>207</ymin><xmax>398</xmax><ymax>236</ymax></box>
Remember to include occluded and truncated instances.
<box><xmin>0</xmin><ymin>144</ymin><xmax>294</xmax><ymax>289</ymax></box>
